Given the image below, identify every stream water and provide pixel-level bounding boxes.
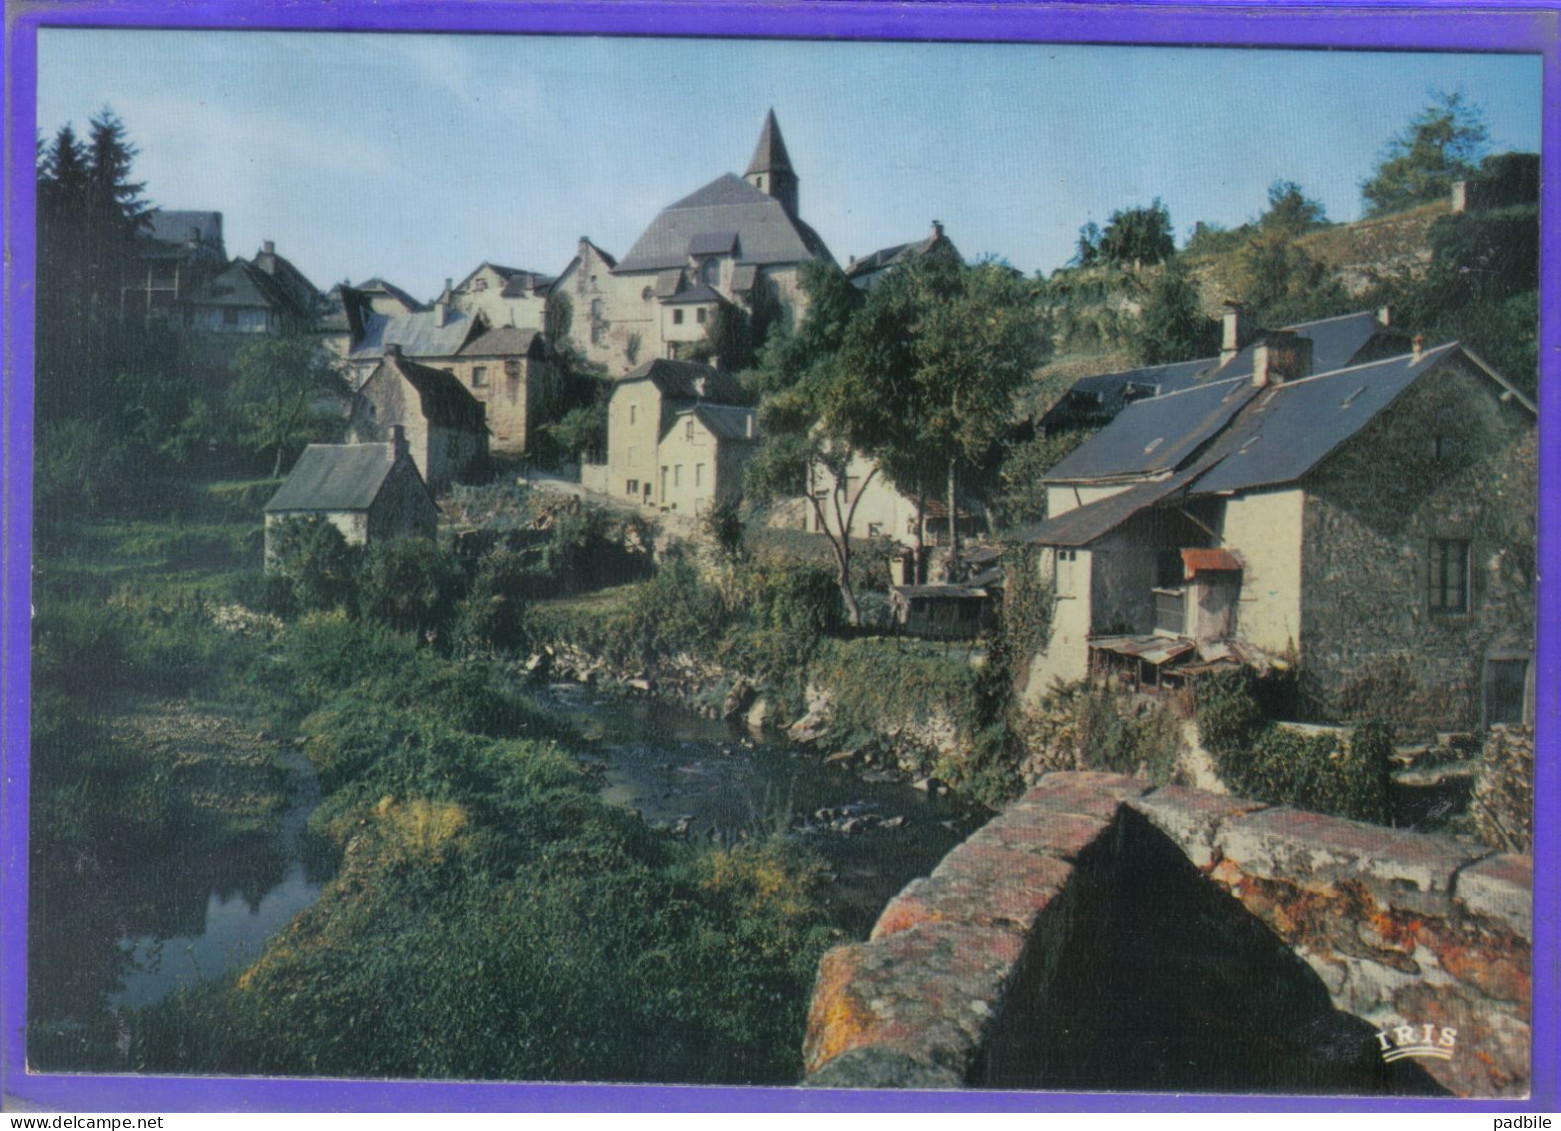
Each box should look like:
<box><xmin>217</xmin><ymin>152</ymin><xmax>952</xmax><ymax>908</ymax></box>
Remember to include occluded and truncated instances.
<box><xmin>34</xmin><ymin>688</ymin><xmax>978</xmax><ymax>1035</ymax></box>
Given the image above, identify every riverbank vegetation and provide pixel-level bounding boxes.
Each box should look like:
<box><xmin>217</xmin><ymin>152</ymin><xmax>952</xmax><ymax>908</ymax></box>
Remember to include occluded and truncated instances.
<box><xmin>31</xmin><ymin>483</ymin><xmax>839</xmax><ymax>1083</ymax></box>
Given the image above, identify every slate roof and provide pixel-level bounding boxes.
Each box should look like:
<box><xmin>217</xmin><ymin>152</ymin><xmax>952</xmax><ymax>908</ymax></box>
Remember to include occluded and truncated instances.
<box><xmin>356</xmin><ymin>277</ymin><xmax>427</xmax><ymax>312</ymax></box>
<box><xmin>688</xmin><ymin>230</ymin><xmax>740</xmax><ymax>256</ymax></box>
<box><xmin>457</xmin><ymin>326</ymin><xmax>546</xmax><ymax>358</ymax></box>
<box><xmin>683</xmin><ymin>403</ymin><xmax>757</xmax><ymax>441</ymax></box>
<box><xmin>844</xmin><ymin>228</ymin><xmax>962</xmax><ymax>289</ymax></box>
<box><xmin>185</xmin><ymin>257</ymin><xmax>317</xmax><ymax>321</ymax></box>
<box><xmin>1038</xmin><ymin>357</ymin><xmax>1215</xmax><ymax>432</ymax></box>
<box><xmin>1038</xmin><ymin>310</ymin><xmax>1402</xmax><ymax>435</ymax></box>
<box><xmin>729</xmin><ymin>263</ymin><xmax>758</xmax><ymax>292</ymax></box>
<box><xmin>1020</xmin><ymin>471</ymin><xmax>1201</xmax><ymax>549</ymax></box>
<box><xmin>1188</xmin><ymin>344</ymin><xmax>1459</xmax><ymax>496</ymax></box>
<box><xmin>1212</xmin><ymin>310</ymin><xmax>1402</xmax><ymax>384</ymax></box>
<box><xmin>379</xmin><ymin>354</ymin><xmax>488</xmax><ymax>432</ymax></box>
<box><xmin>746</xmin><ymin>109</ymin><xmax>794</xmax><ymax>176</ymax></box>
<box><xmin>615</xmin><ymin>173</ymin><xmax>833</xmax><ymax>273</ymax></box>
<box><xmin>265</xmin><ymin>443</ymin><xmax>398</xmax><ymax>512</ymax></box>
<box><xmin>1044</xmin><ymin>376</ymin><xmax>1258</xmax><ymax>482</ymax></box>
<box><xmin>661</xmin><ymin>284</ymin><xmax>727</xmax><ymax>305</ymax></box>
<box><xmin>349</xmin><ymin>308</ymin><xmax>483</xmax><ymax>361</ymax></box>
<box><xmin>144</xmin><ymin>209</ymin><xmax>224</xmax><ymax>249</ymax></box>
<box><xmin>617</xmin><ymin>358</ymin><xmax>750</xmax><ymax>406</ymax></box>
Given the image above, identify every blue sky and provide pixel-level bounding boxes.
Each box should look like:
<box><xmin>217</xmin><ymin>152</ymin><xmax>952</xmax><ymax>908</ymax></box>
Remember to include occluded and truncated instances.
<box><xmin>36</xmin><ymin>29</ymin><xmax>1543</xmax><ymax>302</ymax></box>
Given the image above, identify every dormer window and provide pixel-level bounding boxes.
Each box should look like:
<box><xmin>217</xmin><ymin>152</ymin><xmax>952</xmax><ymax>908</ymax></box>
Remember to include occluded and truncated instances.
<box><xmin>701</xmin><ymin>259</ymin><xmax>720</xmax><ymax>286</ymax></box>
<box><xmin>1433</xmin><ymin>435</ymin><xmax>1457</xmax><ymax>461</ymax></box>
<box><xmin>473</xmin><ymin>278</ymin><xmax>487</xmax><ymax>291</ymax></box>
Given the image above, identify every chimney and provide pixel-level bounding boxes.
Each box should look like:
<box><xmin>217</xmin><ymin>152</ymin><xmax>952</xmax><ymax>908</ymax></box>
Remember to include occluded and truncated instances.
<box><xmin>263</xmin><ymin>240</ymin><xmax>275</xmax><ymax>256</ymax></box>
<box><xmin>1252</xmin><ymin>331</ymin><xmax>1312</xmax><ymax>387</ymax></box>
<box><xmin>390</xmin><ymin>424</ymin><xmax>409</xmax><ymax>462</ymax></box>
<box><xmin>931</xmin><ymin>220</ymin><xmax>944</xmax><ymax>240</ymax></box>
<box><xmin>1377</xmin><ymin>304</ymin><xmax>1392</xmax><ymax>328</ymax></box>
<box><xmin>1412</xmin><ymin>334</ymin><xmax>1425</xmax><ymax>362</ymax></box>
<box><xmin>1221</xmin><ymin>301</ymin><xmax>1249</xmax><ymax>364</ymax></box>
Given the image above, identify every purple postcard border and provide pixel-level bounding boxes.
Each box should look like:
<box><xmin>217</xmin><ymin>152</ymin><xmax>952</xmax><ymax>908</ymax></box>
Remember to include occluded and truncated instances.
<box><xmin>2</xmin><ymin>0</ymin><xmax>1556</xmax><ymax>1114</ymax></box>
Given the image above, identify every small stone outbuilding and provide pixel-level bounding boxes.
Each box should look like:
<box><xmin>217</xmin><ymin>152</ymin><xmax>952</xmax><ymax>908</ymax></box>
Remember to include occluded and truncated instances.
<box><xmin>263</xmin><ymin>427</ymin><xmax>438</xmax><ymax>564</ymax></box>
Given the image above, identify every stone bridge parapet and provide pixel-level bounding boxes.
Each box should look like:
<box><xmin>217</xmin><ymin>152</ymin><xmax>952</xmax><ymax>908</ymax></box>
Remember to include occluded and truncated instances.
<box><xmin>802</xmin><ymin>772</ymin><xmax>1531</xmax><ymax>1097</ymax></box>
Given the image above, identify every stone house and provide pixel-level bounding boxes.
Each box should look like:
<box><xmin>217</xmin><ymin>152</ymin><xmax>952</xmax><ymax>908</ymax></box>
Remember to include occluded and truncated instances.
<box><xmin>799</xmin><ymin>450</ymin><xmax>979</xmax><ymax>551</ymax></box>
<box><xmin>584</xmin><ymin>358</ymin><xmax>755</xmax><ymax>514</ymax></box>
<box><xmin>551</xmin><ymin>110</ymin><xmax>834</xmax><ymax>374</ymax></box>
<box><xmin>1022</xmin><ymin>333</ymin><xmax>1536</xmax><ymax>733</ymax></box>
<box><xmin>120</xmin><ymin>209</ymin><xmax>227</xmax><ymax>322</ymax></box>
<box><xmin>346</xmin><ymin>345</ymin><xmax>489</xmax><ymax>493</ymax></box>
<box><xmin>447</xmin><ymin>326</ymin><xmax>554</xmax><ymax>454</ymax></box>
<box><xmin>182</xmin><ymin>240</ymin><xmax>322</xmax><ymax>335</ymax></box>
<box><xmin>263</xmin><ymin>426</ymin><xmax>437</xmax><ymax>563</ymax></box>
<box><xmin>449</xmin><ymin>262</ymin><xmax>554</xmax><ymax>330</ymax></box>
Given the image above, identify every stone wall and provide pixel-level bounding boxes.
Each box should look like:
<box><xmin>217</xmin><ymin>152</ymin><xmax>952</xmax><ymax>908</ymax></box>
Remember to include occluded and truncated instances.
<box><xmin>803</xmin><ymin>771</ymin><xmax>1531</xmax><ymax>1097</ymax></box>
<box><xmin>1298</xmin><ymin>358</ymin><xmax>1535</xmax><ymax>733</ymax></box>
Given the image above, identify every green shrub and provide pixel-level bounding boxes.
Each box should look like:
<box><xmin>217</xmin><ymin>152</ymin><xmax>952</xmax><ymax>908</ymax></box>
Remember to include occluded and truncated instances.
<box><xmin>357</xmin><ymin>536</ymin><xmax>465</xmax><ymax>638</ymax></box>
<box><xmin>1197</xmin><ymin>670</ymin><xmax>1391</xmax><ymax>822</ymax></box>
<box><xmin>453</xmin><ymin>548</ymin><xmax>539</xmax><ymax>653</ymax></box>
<box><xmin>605</xmin><ymin>555</ymin><xmax>726</xmax><ymax>667</ymax></box>
<box><xmin>266</xmin><ymin>515</ymin><xmax>362</xmax><ymax>615</ymax></box>
<box><xmin>1023</xmin><ymin>680</ymin><xmax>1182</xmax><ymax>785</ymax></box>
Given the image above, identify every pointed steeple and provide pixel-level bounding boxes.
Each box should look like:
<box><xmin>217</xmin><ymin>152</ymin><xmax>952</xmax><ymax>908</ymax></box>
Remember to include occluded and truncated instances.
<box><xmin>744</xmin><ymin>109</ymin><xmax>799</xmax><ymax>219</ymax></box>
<box><xmin>745</xmin><ymin>109</ymin><xmax>794</xmax><ymax>177</ymax></box>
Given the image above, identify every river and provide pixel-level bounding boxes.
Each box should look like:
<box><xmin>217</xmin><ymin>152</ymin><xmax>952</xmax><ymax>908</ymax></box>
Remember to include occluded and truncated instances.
<box><xmin>32</xmin><ymin>686</ymin><xmax>979</xmax><ymax>1044</ymax></box>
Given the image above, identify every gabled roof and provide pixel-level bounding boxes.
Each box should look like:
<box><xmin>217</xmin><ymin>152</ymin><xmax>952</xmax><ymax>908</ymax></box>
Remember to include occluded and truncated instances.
<box><xmin>615</xmin><ymin>173</ymin><xmax>832</xmax><ymax>273</ymax></box>
<box><xmin>184</xmin><ymin>257</ymin><xmax>317</xmax><ymax>322</ymax></box>
<box><xmin>455</xmin><ymin>262</ymin><xmax>551</xmax><ymax>294</ymax></box>
<box><xmin>356</xmin><ymin>277</ymin><xmax>427</xmax><ymax>312</ymax></box>
<box><xmin>844</xmin><ymin>226</ymin><xmax>962</xmax><ymax>289</ymax></box>
<box><xmin>457</xmin><ymin>326</ymin><xmax>547</xmax><ymax>359</ymax></box>
<box><xmin>1045</xmin><ymin>376</ymin><xmax>1257</xmax><ymax>483</ymax></box>
<box><xmin>745</xmin><ymin>109</ymin><xmax>794</xmax><ymax>177</ymax></box>
<box><xmin>1038</xmin><ymin>356</ymin><xmax>1215</xmax><ymax>432</ymax></box>
<box><xmin>616</xmin><ymin>358</ymin><xmax>750</xmax><ymax>406</ymax></box>
<box><xmin>375</xmin><ymin>353</ymin><xmax>488</xmax><ymax>432</ymax></box>
<box><xmin>676</xmin><ymin>403</ymin><xmax>757</xmax><ymax>442</ymax></box>
<box><xmin>349</xmin><ymin>308</ymin><xmax>484</xmax><ymax>361</ymax></box>
<box><xmin>253</xmin><ymin>245</ymin><xmax>323</xmax><ymax>317</ymax></box>
<box><xmin>265</xmin><ymin>443</ymin><xmax>401</xmax><ymax>513</ymax></box>
<box><xmin>1188</xmin><ymin>344</ymin><xmax>1458</xmax><ymax>496</ymax></box>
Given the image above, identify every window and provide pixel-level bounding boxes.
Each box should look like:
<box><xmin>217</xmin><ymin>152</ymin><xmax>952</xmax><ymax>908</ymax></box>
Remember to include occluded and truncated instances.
<box><xmin>473</xmin><ymin>278</ymin><xmax>487</xmax><ymax>291</ymax></box>
<box><xmin>472</xmin><ymin>366</ymin><xmax>488</xmax><ymax>387</ymax></box>
<box><xmin>629</xmin><ymin>405</ymin><xmax>637</xmax><ymax>426</ymax></box>
<box><xmin>701</xmin><ymin>259</ymin><xmax>720</xmax><ymax>286</ymax></box>
<box><xmin>642</xmin><ymin>286</ymin><xmax>654</xmax><ymax>302</ymax></box>
<box><xmin>685</xmin><ymin>419</ymin><xmax>695</xmax><ymax>441</ymax></box>
<box><xmin>673</xmin><ymin>309</ymin><xmax>684</xmax><ymax>325</ymax></box>
<box><xmin>223</xmin><ymin>307</ymin><xmax>238</xmax><ymax>325</ymax></box>
<box><xmin>626</xmin><ymin>479</ymin><xmax>639</xmax><ymax>496</ymax></box>
<box><xmin>867</xmin><ymin>522</ymin><xmax>884</xmax><ymax>538</ymax></box>
<box><xmin>1055</xmin><ymin>549</ymin><xmax>1078</xmax><ymax>597</ymax></box>
<box><xmin>1428</xmin><ymin>539</ymin><xmax>1470</xmax><ymax>613</ymax></box>
<box><xmin>696</xmin><ymin>307</ymin><xmax>707</xmax><ymax>324</ymax></box>
<box><xmin>695</xmin><ymin>463</ymin><xmax>704</xmax><ymax>487</ymax></box>
<box><xmin>1433</xmin><ymin>435</ymin><xmax>1458</xmax><ymax>461</ymax></box>
<box><xmin>673</xmin><ymin>465</ymin><xmax>682</xmax><ymax>488</ymax></box>
<box><xmin>590</xmin><ymin>299</ymin><xmax>603</xmax><ymax>320</ymax></box>
<box><xmin>1485</xmin><ymin>657</ymin><xmax>1530</xmax><ymax>726</ymax></box>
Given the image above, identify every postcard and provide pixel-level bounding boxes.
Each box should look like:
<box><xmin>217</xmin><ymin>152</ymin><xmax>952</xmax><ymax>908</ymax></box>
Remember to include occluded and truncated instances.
<box><xmin>3</xmin><ymin>0</ymin><xmax>1555</xmax><ymax>1114</ymax></box>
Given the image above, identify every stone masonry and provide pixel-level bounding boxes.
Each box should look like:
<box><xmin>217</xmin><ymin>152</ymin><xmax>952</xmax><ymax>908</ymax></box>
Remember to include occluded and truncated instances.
<box><xmin>802</xmin><ymin>772</ymin><xmax>1532</xmax><ymax>1097</ymax></box>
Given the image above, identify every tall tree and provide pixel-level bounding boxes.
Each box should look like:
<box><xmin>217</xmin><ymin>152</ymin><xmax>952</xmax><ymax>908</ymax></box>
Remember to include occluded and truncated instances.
<box><xmin>1135</xmin><ymin>258</ymin><xmax>1220</xmax><ymax>365</ymax></box>
<box><xmin>1098</xmin><ymin>199</ymin><xmax>1175</xmax><ymax>269</ymax></box>
<box><xmin>1362</xmin><ymin>91</ymin><xmax>1489</xmax><ymax>216</ymax></box>
<box><xmin>834</xmin><ymin>255</ymin><xmax>1046</xmax><ymax>579</ymax></box>
<box><xmin>1259</xmin><ymin>180</ymin><xmax>1328</xmax><ymax>236</ymax></box>
<box><xmin>228</xmin><ymin>335</ymin><xmax>351</xmax><ymax>476</ymax></box>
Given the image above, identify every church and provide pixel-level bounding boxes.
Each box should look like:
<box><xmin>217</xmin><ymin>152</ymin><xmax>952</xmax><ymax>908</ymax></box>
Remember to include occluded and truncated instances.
<box><xmin>552</xmin><ymin>111</ymin><xmax>835</xmax><ymax>374</ymax></box>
